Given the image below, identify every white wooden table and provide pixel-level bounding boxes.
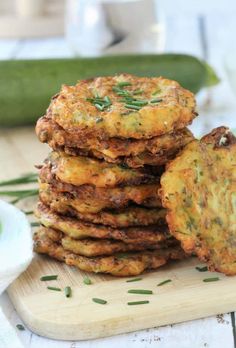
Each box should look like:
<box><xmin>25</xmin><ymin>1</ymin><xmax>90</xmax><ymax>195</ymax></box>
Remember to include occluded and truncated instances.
<box><xmin>1</xmin><ymin>1</ymin><xmax>236</xmax><ymax>347</ymax></box>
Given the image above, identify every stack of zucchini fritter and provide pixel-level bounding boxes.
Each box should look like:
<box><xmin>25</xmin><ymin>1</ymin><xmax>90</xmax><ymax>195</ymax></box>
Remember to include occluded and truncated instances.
<box><xmin>34</xmin><ymin>74</ymin><xmax>197</xmax><ymax>276</ymax></box>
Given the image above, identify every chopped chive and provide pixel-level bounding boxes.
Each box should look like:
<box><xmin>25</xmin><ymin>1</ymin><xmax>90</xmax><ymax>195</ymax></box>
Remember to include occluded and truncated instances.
<box><xmin>133</xmin><ymin>89</ymin><xmax>143</xmax><ymax>95</ymax></box>
<box><xmin>127</xmin><ymin>301</ymin><xmax>149</xmax><ymax>306</ymax></box>
<box><xmin>152</xmin><ymin>88</ymin><xmax>161</xmax><ymax>96</ymax></box>
<box><xmin>94</xmin><ymin>103</ymin><xmax>105</xmax><ymax>111</ymax></box>
<box><xmin>87</xmin><ymin>95</ymin><xmax>112</xmax><ymax>111</ymax></box>
<box><xmin>47</xmin><ymin>286</ymin><xmax>61</xmax><ymax>291</ymax></box>
<box><xmin>150</xmin><ymin>98</ymin><xmax>162</xmax><ymax>103</ymax></box>
<box><xmin>92</xmin><ymin>298</ymin><xmax>107</xmax><ymax>305</ymax></box>
<box><xmin>16</xmin><ymin>324</ymin><xmax>25</xmax><ymax>331</ymax></box>
<box><xmin>112</xmin><ymin>87</ymin><xmax>131</xmax><ymax>96</ymax></box>
<box><xmin>116</xmin><ymin>82</ymin><xmax>131</xmax><ymax>88</ymax></box>
<box><xmin>0</xmin><ymin>189</ymin><xmax>38</xmax><ymax>197</ymax></box>
<box><xmin>65</xmin><ymin>286</ymin><xmax>72</xmax><ymax>298</ymax></box>
<box><xmin>126</xmin><ymin>277</ymin><xmax>142</xmax><ymax>283</ymax></box>
<box><xmin>203</xmin><ymin>277</ymin><xmax>219</xmax><ymax>282</ymax></box>
<box><xmin>195</xmin><ymin>266</ymin><xmax>208</xmax><ymax>272</ymax></box>
<box><xmin>83</xmin><ymin>276</ymin><xmax>92</xmax><ymax>285</ymax></box>
<box><xmin>31</xmin><ymin>222</ymin><xmax>40</xmax><ymax>227</ymax></box>
<box><xmin>120</xmin><ymin>97</ymin><xmax>135</xmax><ymax>103</ymax></box>
<box><xmin>128</xmin><ymin>289</ymin><xmax>153</xmax><ymax>295</ymax></box>
<box><xmin>157</xmin><ymin>279</ymin><xmax>172</xmax><ymax>286</ymax></box>
<box><xmin>125</xmin><ymin>104</ymin><xmax>141</xmax><ymax>110</ymax></box>
<box><xmin>0</xmin><ymin>173</ymin><xmax>38</xmax><ymax>187</ymax></box>
<box><xmin>95</xmin><ymin>117</ymin><xmax>103</xmax><ymax>123</ymax></box>
<box><xmin>104</xmin><ymin>96</ymin><xmax>111</xmax><ymax>105</ymax></box>
<box><xmin>128</xmin><ymin>100</ymin><xmax>148</xmax><ymax>106</ymax></box>
<box><xmin>40</xmin><ymin>275</ymin><xmax>58</xmax><ymax>281</ymax></box>
<box><xmin>24</xmin><ymin>210</ymin><xmax>34</xmax><ymax>215</ymax></box>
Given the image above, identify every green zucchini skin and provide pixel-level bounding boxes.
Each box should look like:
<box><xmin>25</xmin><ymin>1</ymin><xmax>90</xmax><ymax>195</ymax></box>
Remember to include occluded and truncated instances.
<box><xmin>0</xmin><ymin>54</ymin><xmax>207</xmax><ymax>127</ymax></box>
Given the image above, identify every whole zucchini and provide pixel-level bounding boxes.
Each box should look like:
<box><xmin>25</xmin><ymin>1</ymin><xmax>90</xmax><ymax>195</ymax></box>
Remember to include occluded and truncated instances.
<box><xmin>0</xmin><ymin>54</ymin><xmax>218</xmax><ymax>127</ymax></box>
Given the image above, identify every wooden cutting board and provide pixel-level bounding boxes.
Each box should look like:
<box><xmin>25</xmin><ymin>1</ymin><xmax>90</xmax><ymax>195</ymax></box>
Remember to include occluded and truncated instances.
<box><xmin>2</xmin><ymin>127</ymin><xmax>236</xmax><ymax>341</ymax></box>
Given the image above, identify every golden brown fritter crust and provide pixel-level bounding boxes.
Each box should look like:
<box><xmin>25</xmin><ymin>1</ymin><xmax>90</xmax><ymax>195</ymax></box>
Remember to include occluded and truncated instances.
<box><xmin>33</xmin><ymin>227</ymin><xmax>187</xmax><ymax>276</ymax></box>
<box><xmin>47</xmin><ymin>74</ymin><xmax>196</xmax><ymax>140</ymax></box>
<box><xmin>36</xmin><ymin>116</ymin><xmax>194</xmax><ymax>167</ymax></box>
<box><xmin>40</xmin><ymin>226</ymin><xmax>178</xmax><ymax>257</ymax></box>
<box><xmin>35</xmin><ymin>202</ymin><xmax>171</xmax><ymax>244</ymax></box>
<box><xmin>161</xmin><ymin>126</ymin><xmax>236</xmax><ymax>276</ymax></box>
<box><xmin>39</xmin><ymin>167</ymin><xmax>162</xmax><ymax>212</ymax></box>
<box><xmin>47</xmin><ymin>151</ymin><xmax>157</xmax><ymax>188</ymax></box>
<box><xmin>38</xmin><ymin>188</ymin><xmax>167</xmax><ymax>227</ymax></box>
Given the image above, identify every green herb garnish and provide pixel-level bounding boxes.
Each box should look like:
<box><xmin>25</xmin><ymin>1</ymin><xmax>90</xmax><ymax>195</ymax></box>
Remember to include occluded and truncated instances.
<box><xmin>24</xmin><ymin>210</ymin><xmax>34</xmax><ymax>215</ymax></box>
<box><xmin>116</xmin><ymin>81</ymin><xmax>132</xmax><ymax>88</ymax></box>
<box><xmin>65</xmin><ymin>286</ymin><xmax>72</xmax><ymax>298</ymax></box>
<box><xmin>152</xmin><ymin>88</ymin><xmax>161</xmax><ymax>96</ymax></box>
<box><xmin>40</xmin><ymin>275</ymin><xmax>58</xmax><ymax>281</ymax></box>
<box><xmin>0</xmin><ymin>189</ymin><xmax>38</xmax><ymax>197</ymax></box>
<box><xmin>31</xmin><ymin>222</ymin><xmax>40</xmax><ymax>227</ymax></box>
<box><xmin>124</xmin><ymin>104</ymin><xmax>141</xmax><ymax>110</ymax></box>
<box><xmin>47</xmin><ymin>286</ymin><xmax>62</xmax><ymax>291</ymax></box>
<box><xmin>133</xmin><ymin>89</ymin><xmax>143</xmax><ymax>95</ymax></box>
<box><xmin>86</xmin><ymin>95</ymin><xmax>111</xmax><ymax>111</ymax></box>
<box><xmin>83</xmin><ymin>276</ymin><xmax>92</xmax><ymax>285</ymax></box>
<box><xmin>92</xmin><ymin>298</ymin><xmax>107</xmax><ymax>305</ymax></box>
<box><xmin>150</xmin><ymin>98</ymin><xmax>162</xmax><ymax>103</ymax></box>
<box><xmin>112</xmin><ymin>87</ymin><xmax>131</xmax><ymax>97</ymax></box>
<box><xmin>203</xmin><ymin>277</ymin><xmax>219</xmax><ymax>282</ymax></box>
<box><xmin>127</xmin><ymin>100</ymin><xmax>148</xmax><ymax>107</ymax></box>
<box><xmin>195</xmin><ymin>266</ymin><xmax>208</xmax><ymax>272</ymax></box>
<box><xmin>95</xmin><ymin>117</ymin><xmax>103</xmax><ymax>123</ymax></box>
<box><xmin>157</xmin><ymin>279</ymin><xmax>172</xmax><ymax>286</ymax></box>
<box><xmin>0</xmin><ymin>173</ymin><xmax>37</xmax><ymax>187</ymax></box>
<box><xmin>0</xmin><ymin>189</ymin><xmax>38</xmax><ymax>204</ymax></box>
<box><xmin>128</xmin><ymin>289</ymin><xmax>153</xmax><ymax>295</ymax></box>
<box><xmin>127</xmin><ymin>301</ymin><xmax>149</xmax><ymax>306</ymax></box>
<box><xmin>94</xmin><ymin>103</ymin><xmax>105</xmax><ymax>111</ymax></box>
<box><xmin>16</xmin><ymin>324</ymin><xmax>25</xmax><ymax>331</ymax></box>
<box><xmin>126</xmin><ymin>277</ymin><xmax>142</xmax><ymax>283</ymax></box>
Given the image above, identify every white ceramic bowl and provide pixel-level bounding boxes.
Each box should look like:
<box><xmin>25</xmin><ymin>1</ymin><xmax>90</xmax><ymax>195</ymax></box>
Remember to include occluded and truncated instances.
<box><xmin>0</xmin><ymin>200</ymin><xmax>33</xmax><ymax>294</ymax></box>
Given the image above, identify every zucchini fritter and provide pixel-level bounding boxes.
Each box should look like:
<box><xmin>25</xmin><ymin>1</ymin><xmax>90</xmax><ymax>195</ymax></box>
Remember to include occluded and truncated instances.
<box><xmin>41</xmin><ymin>227</ymin><xmax>177</xmax><ymax>257</ymax></box>
<box><xmin>36</xmin><ymin>116</ymin><xmax>194</xmax><ymax>167</ymax></box>
<box><xmin>34</xmin><ymin>227</ymin><xmax>187</xmax><ymax>276</ymax></box>
<box><xmin>39</xmin><ymin>168</ymin><xmax>162</xmax><ymax>212</ymax></box>
<box><xmin>161</xmin><ymin>126</ymin><xmax>236</xmax><ymax>275</ymax></box>
<box><xmin>47</xmin><ymin>74</ymin><xmax>196</xmax><ymax>140</ymax></box>
<box><xmin>36</xmin><ymin>202</ymin><xmax>171</xmax><ymax>244</ymax></box>
<box><xmin>47</xmin><ymin>151</ymin><xmax>156</xmax><ymax>188</ymax></box>
<box><xmin>39</xmin><ymin>187</ymin><xmax>166</xmax><ymax>227</ymax></box>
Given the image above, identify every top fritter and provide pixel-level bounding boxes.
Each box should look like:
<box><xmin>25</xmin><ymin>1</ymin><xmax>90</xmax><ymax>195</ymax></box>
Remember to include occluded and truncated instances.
<box><xmin>47</xmin><ymin>74</ymin><xmax>197</xmax><ymax>139</ymax></box>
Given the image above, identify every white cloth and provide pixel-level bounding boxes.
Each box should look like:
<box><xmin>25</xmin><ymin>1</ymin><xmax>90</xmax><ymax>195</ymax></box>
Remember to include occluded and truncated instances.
<box><xmin>0</xmin><ymin>200</ymin><xmax>33</xmax><ymax>348</ymax></box>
